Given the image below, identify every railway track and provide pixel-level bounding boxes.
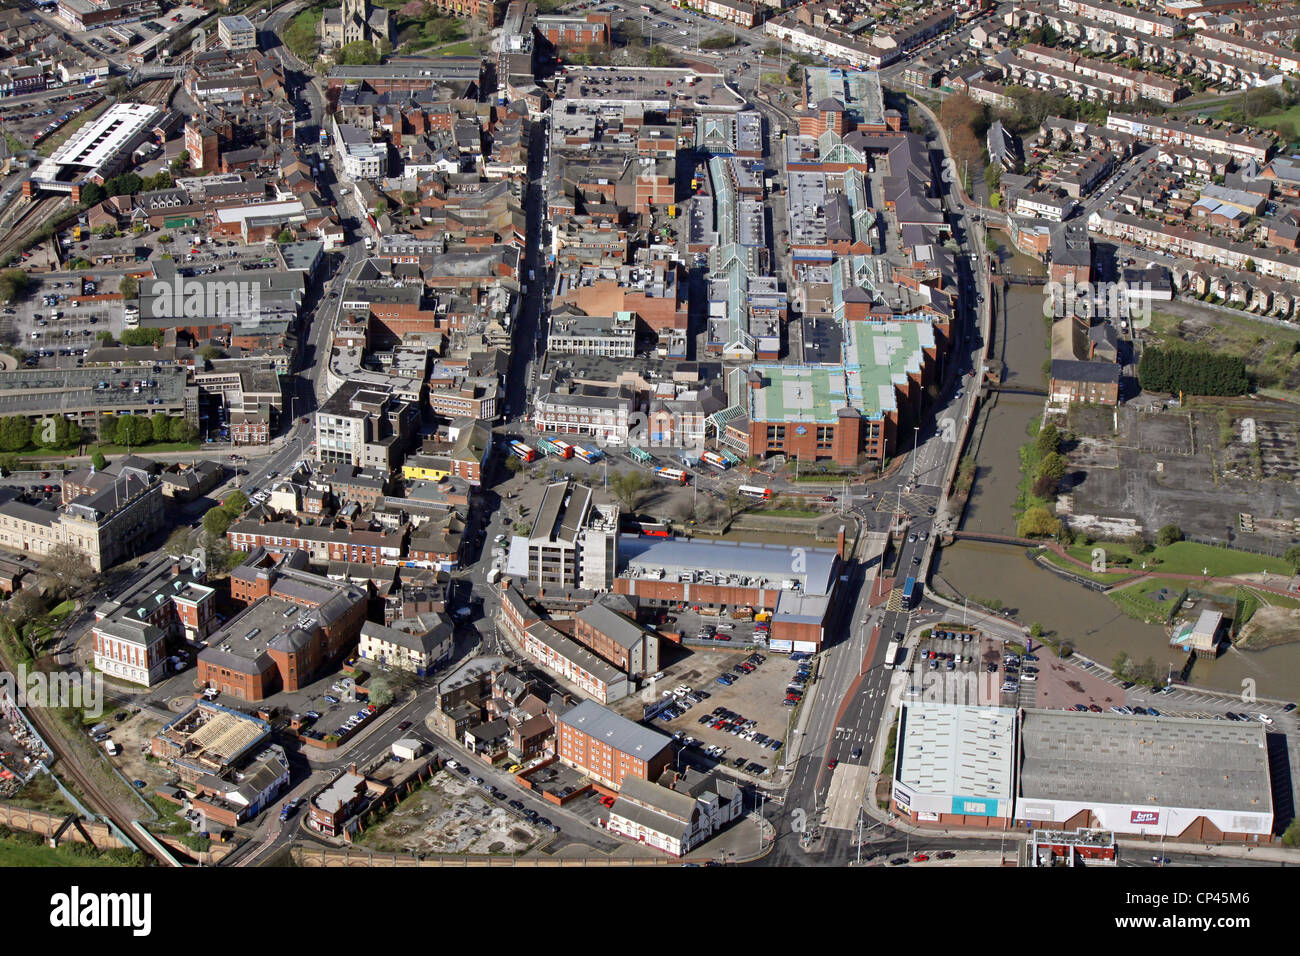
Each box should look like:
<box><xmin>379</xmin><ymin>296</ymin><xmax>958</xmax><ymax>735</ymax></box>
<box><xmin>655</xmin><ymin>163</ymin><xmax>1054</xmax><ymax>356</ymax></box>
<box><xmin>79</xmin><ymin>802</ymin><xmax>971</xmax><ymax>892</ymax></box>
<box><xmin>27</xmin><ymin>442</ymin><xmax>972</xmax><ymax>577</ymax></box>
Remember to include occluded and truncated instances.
<box><xmin>0</xmin><ymin>193</ymin><xmax>70</xmax><ymax>262</ymax></box>
<box><xmin>133</xmin><ymin>77</ymin><xmax>175</xmax><ymax>109</ymax></box>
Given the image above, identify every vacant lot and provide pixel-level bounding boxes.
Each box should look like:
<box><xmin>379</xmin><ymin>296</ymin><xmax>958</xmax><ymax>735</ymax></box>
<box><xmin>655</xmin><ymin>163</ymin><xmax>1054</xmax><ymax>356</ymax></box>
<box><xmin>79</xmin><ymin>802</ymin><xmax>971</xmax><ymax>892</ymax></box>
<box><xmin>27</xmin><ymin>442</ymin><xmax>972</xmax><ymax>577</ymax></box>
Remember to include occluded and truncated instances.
<box><xmin>1147</xmin><ymin>309</ymin><xmax>1300</xmax><ymax>400</ymax></box>
<box><xmin>354</xmin><ymin>770</ymin><xmax>543</xmax><ymax>856</ymax></box>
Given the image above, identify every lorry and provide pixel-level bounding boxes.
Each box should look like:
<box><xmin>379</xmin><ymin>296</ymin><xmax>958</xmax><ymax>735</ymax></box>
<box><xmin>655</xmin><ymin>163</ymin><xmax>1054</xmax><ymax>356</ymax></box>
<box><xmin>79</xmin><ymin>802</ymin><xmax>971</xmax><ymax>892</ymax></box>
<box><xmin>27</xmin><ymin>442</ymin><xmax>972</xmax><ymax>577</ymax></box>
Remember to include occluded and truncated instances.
<box><xmin>487</xmin><ymin>567</ymin><xmax>501</xmax><ymax>585</ymax></box>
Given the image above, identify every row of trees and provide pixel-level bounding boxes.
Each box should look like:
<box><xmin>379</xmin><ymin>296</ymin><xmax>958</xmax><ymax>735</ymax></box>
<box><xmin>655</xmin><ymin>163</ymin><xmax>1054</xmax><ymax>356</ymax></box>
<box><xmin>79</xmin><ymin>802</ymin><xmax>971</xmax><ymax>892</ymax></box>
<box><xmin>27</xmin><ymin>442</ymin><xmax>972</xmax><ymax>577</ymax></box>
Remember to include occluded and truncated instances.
<box><xmin>79</xmin><ymin>170</ymin><xmax>174</xmax><ymax>208</ymax></box>
<box><xmin>0</xmin><ymin>415</ymin><xmax>83</xmax><ymax>451</ymax></box>
<box><xmin>1138</xmin><ymin>345</ymin><xmax>1249</xmax><ymax>397</ymax></box>
<box><xmin>96</xmin><ymin>413</ymin><xmax>197</xmax><ymax>447</ymax></box>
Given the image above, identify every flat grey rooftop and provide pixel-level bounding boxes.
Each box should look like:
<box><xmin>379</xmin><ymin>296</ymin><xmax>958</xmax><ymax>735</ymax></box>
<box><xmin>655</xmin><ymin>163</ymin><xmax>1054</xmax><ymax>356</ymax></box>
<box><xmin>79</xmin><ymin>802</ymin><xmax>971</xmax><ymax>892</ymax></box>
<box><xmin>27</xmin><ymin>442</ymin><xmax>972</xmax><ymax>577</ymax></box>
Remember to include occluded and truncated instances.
<box><xmin>1019</xmin><ymin>709</ymin><xmax>1272</xmax><ymax>813</ymax></box>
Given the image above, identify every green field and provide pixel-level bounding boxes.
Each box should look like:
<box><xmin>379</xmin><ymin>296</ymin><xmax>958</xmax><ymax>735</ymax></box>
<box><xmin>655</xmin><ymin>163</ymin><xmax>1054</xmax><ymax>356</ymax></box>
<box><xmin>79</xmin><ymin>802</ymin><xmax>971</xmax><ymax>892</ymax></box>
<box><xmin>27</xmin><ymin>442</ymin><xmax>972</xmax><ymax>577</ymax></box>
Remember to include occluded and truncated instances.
<box><xmin>1108</xmin><ymin>577</ymin><xmax>1191</xmax><ymax>623</ymax></box>
<box><xmin>1066</xmin><ymin>540</ymin><xmax>1292</xmax><ymax>578</ymax></box>
<box><xmin>1250</xmin><ymin>104</ymin><xmax>1300</xmax><ymax>147</ymax></box>
<box><xmin>1037</xmin><ymin>548</ymin><xmax>1137</xmax><ymax>585</ymax></box>
<box><xmin>0</xmin><ymin>827</ymin><xmax>139</xmax><ymax>866</ymax></box>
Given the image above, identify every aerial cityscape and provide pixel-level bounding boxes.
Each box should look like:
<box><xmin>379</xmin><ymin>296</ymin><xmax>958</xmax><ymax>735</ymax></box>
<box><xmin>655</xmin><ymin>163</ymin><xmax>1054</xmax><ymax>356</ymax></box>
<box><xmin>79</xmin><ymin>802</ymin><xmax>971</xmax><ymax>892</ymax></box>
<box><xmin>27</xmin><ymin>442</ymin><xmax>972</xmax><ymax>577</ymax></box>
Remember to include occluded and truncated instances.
<box><xmin>0</xmin><ymin>0</ymin><xmax>1295</xmax><ymax>887</ymax></box>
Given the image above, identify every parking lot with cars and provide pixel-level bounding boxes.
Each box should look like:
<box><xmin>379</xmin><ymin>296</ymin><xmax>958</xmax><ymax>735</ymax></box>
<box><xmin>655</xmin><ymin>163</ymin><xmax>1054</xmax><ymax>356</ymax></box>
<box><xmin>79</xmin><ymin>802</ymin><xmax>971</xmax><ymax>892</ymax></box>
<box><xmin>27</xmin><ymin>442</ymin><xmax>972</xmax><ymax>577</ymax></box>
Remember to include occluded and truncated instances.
<box><xmin>0</xmin><ymin>276</ymin><xmax>128</xmax><ymax>369</ymax></box>
<box><xmin>629</xmin><ymin>647</ymin><xmax>806</xmax><ymax>776</ymax></box>
<box><xmin>901</xmin><ymin>627</ymin><xmax>1001</xmax><ymax>707</ymax></box>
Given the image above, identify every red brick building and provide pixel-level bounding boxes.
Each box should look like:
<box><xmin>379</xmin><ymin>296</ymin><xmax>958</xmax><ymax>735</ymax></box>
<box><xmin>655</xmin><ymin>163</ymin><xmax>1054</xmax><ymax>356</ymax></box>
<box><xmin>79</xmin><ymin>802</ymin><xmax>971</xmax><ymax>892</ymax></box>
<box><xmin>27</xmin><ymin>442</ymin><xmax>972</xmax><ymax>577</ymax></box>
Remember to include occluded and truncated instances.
<box><xmin>555</xmin><ymin>700</ymin><xmax>674</xmax><ymax>791</ymax></box>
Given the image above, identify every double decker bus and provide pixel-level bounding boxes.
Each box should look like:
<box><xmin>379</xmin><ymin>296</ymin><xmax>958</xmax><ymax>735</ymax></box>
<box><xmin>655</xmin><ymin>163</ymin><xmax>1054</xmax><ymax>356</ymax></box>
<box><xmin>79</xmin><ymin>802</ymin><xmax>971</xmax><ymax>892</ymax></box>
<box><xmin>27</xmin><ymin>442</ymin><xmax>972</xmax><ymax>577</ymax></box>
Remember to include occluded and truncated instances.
<box><xmin>653</xmin><ymin>466</ymin><xmax>688</xmax><ymax>484</ymax></box>
<box><xmin>701</xmin><ymin>451</ymin><xmax>730</xmax><ymax>470</ymax></box>
<box><xmin>737</xmin><ymin>485</ymin><xmax>772</xmax><ymax>500</ymax></box>
<box><xmin>508</xmin><ymin>440</ymin><xmax>537</xmax><ymax>463</ymax></box>
<box><xmin>551</xmin><ymin>439</ymin><xmax>575</xmax><ymax>459</ymax></box>
<box><xmin>573</xmin><ymin>444</ymin><xmax>604</xmax><ymax>463</ymax></box>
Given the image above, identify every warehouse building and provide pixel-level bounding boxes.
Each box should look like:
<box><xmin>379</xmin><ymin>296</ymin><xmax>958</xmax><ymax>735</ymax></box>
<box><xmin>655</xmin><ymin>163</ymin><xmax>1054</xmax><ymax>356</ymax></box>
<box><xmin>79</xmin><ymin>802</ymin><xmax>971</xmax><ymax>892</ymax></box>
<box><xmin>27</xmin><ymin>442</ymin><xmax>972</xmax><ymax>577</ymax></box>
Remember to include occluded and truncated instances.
<box><xmin>891</xmin><ymin>702</ymin><xmax>1017</xmax><ymax>828</ymax></box>
<box><xmin>1015</xmin><ymin>709</ymin><xmax>1275</xmax><ymax>843</ymax></box>
<box><xmin>613</xmin><ymin>538</ymin><xmax>840</xmax><ymax>651</ymax></box>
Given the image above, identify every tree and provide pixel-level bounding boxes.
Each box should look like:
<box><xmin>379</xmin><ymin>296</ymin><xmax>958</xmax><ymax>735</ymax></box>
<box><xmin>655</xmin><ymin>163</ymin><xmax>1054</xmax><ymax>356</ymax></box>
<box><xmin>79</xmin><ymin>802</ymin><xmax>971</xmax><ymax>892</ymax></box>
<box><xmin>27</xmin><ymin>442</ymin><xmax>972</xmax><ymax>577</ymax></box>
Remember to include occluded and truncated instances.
<box><xmin>170</xmin><ymin>152</ymin><xmax>190</xmax><ymax>173</ymax></box>
<box><xmin>1017</xmin><ymin>505</ymin><xmax>1059</xmax><ymax>538</ymax></box>
<box><xmin>40</xmin><ymin>542</ymin><xmax>95</xmax><ymax>600</ymax></box>
<box><xmin>1033</xmin><ymin>451</ymin><xmax>1067</xmax><ymax>497</ymax></box>
<box><xmin>276</xmin><ymin>229</ymin><xmax>294</xmax><ymax>244</ymax></box>
<box><xmin>1128</xmin><ymin>532</ymin><xmax>1153</xmax><ymax>555</ymax></box>
<box><xmin>103</xmin><ymin>173</ymin><xmax>143</xmax><ymax>198</ymax></box>
<box><xmin>1156</xmin><ymin>524</ymin><xmax>1183</xmax><ymax>548</ymax></box>
<box><xmin>168</xmin><ymin>418</ymin><xmax>197</xmax><ymax>443</ymax></box>
<box><xmin>223</xmin><ymin>490</ymin><xmax>249</xmax><ymax>515</ymax></box>
<box><xmin>610</xmin><ymin>470</ymin><xmax>651</xmax><ymax>512</ymax></box>
<box><xmin>338</xmin><ymin>40</ymin><xmax>381</xmax><ymax>65</ymax></box>
<box><xmin>79</xmin><ymin>183</ymin><xmax>105</xmax><ymax>207</ymax></box>
<box><xmin>32</xmin><ymin>416</ymin><xmax>81</xmax><ymax>450</ymax></box>
<box><xmin>118</xmin><ymin>275</ymin><xmax>138</xmax><ymax>301</ymax></box>
<box><xmin>1138</xmin><ymin>345</ymin><xmax>1248</xmax><ymax>397</ymax></box>
<box><xmin>724</xmin><ymin>488</ymin><xmax>748</xmax><ymax>521</ymax></box>
<box><xmin>504</xmin><ymin>456</ymin><xmax>522</xmax><ymax>474</ymax></box>
<box><xmin>1112</xmin><ymin>650</ymin><xmax>1130</xmax><ymax>677</ymax></box>
<box><xmin>0</xmin><ymin>416</ymin><xmax>30</xmax><ymax>452</ymax></box>
<box><xmin>1029</xmin><ymin>622</ymin><xmax>1043</xmax><ymax>639</ymax></box>
<box><xmin>197</xmin><ymin>345</ymin><xmax>224</xmax><ymax>361</ymax></box>
<box><xmin>202</xmin><ymin>506</ymin><xmax>233</xmax><ymax>538</ymax></box>
<box><xmin>0</xmin><ymin>269</ymin><xmax>30</xmax><ymax>305</ymax></box>
<box><xmin>151</xmin><ymin>412</ymin><xmax>170</xmax><ymax>443</ymax></box>
<box><xmin>368</xmin><ymin>676</ymin><xmax>394</xmax><ymax>708</ymax></box>
<box><xmin>120</xmin><ymin>328</ymin><xmax>163</xmax><ymax>347</ymax></box>
<box><xmin>1035</xmin><ymin>421</ymin><xmax>1061</xmax><ymax>458</ymax></box>
<box><xmin>91</xmin><ymin>451</ymin><xmax>108</xmax><ymax>471</ymax></box>
<box><xmin>1286</xmin><ymin>545</ymin><xmax>1300</xmax><ymax>572</ymax></box>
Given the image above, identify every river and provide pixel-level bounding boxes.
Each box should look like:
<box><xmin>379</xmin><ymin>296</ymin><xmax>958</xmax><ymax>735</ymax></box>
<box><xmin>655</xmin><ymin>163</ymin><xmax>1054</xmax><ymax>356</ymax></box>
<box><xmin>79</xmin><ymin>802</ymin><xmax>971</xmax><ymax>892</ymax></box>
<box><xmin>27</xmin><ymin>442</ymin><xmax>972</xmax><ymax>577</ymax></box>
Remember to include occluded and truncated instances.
<box><xmin>932</xmin><ymin>240</ymin><xmax>1300</xmax><ymax>700</ymax></box>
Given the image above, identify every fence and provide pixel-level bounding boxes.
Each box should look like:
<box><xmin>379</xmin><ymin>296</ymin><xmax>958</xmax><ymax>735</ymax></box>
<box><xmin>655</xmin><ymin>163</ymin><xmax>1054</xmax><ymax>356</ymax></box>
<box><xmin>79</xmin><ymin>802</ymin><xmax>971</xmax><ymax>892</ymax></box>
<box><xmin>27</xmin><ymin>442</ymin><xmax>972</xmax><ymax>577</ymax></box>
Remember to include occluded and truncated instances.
<box><xmin>291</xmin><ymin>845</ymin><xmax>684</xmax><ymax>867</ymax></box>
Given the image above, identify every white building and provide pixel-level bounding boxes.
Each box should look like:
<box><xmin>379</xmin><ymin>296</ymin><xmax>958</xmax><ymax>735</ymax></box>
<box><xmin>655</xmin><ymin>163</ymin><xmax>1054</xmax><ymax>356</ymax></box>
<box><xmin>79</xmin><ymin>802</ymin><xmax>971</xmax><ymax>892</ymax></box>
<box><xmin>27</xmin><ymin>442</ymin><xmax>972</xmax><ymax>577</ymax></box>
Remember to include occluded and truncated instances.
<box><xmin>891</xmin><ymin>703</ymin><xmax>1017</xmax><ymax>827</ymax></box>
<box><xmin>92</xmin><ymin>618</ymin><xmax>167</xmax><ymax>687</ymax></box>
<box><xmin>218</xmin><ymin>15</ymin><xmax>257</xmax><ymax>51</ymax></box>
<box><xmin>1016</xmin><ymin>709</ymin><xmax>1274</xmax><ymax>842</ymax></box>
<box><xmin>606</xmin><ymin>773</ymin><xmax>745</xmax><ymax>856</ymax></box>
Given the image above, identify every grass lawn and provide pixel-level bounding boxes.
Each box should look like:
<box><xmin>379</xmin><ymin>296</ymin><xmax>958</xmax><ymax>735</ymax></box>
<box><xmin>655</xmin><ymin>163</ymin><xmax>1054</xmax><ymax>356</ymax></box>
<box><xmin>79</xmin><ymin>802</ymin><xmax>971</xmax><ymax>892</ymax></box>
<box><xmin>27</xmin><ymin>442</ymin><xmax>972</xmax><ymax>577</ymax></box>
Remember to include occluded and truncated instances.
<box><xmin>1066</xmin><ymin>540</ymin><xmax>1292</xmax><ymax>578</ymax></box>
<box><xmin>1037</xmin><ymin>548</ymin><xmax>1137</xmax><ymax>585</ymax></box>
<box><xmin>1109</xmin><ymin>577</ymin><xmax>1192</xmax><ymax>623</ymax></box>
<box><xmin>0</xmin><ymin>830</ymin><xmax>130</xmax><ymax>866</ymax></box>
<box><xmin>282</xmin><ymin>6</ymin><xmax>324</xmax><ymax>62</ymax></box>
<box><xmin>87</xmin><ymin>440</ymin><xmax>201</xmax><ymax>455</ymax></box>
<box><xmin>437</xmin><ymin>40</ymin><xmax>481</xmax><ymax>55</ymax></box>
<box><xmin>38</xmin><ymin>99</ymin><xmax>111</xmax><ymax>158</ymax></box>
<box><xmin>755</xmin><ymin>507</ymin><xmax>820</xmax><ymax>518</ymax></box>
<box><xmin>1250</xmin><ymin>103</ymin><xmax>1300</xmax><ymax>147</ymax></box>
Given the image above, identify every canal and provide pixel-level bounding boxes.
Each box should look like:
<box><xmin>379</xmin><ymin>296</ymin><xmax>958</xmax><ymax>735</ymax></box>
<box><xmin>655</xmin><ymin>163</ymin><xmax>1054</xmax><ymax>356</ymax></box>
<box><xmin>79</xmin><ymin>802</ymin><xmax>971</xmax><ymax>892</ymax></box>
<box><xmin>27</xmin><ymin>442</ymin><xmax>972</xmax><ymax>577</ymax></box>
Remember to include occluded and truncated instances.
<box><xmin>931</xmin><ymin>239</ymin><xmax>1299</xmax><ymax>698</ymax></box>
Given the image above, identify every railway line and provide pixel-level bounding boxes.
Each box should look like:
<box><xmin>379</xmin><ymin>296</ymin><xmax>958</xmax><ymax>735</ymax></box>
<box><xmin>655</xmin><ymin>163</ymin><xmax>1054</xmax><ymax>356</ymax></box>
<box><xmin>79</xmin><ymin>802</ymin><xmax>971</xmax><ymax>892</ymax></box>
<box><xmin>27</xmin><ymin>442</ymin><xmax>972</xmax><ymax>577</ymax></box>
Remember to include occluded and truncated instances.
<box><xmin>0</xmin><ymin>193</ymin><xmax>71</xmax><ymax>262</ymax></box>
